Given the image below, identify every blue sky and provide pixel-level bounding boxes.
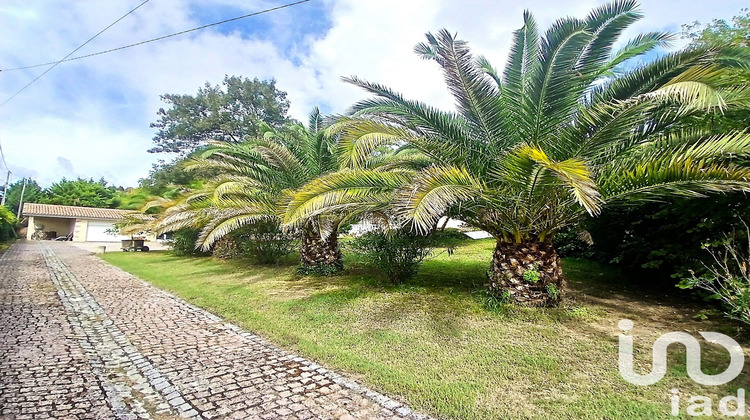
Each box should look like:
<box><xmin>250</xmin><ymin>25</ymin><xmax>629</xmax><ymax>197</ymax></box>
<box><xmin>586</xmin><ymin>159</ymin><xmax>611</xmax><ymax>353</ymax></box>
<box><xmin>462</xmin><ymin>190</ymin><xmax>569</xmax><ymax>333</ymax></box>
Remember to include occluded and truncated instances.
<box><xmin>0</xmin><ymin>0</ymin><xmax>746</xmax><ymax>188</ymax></box>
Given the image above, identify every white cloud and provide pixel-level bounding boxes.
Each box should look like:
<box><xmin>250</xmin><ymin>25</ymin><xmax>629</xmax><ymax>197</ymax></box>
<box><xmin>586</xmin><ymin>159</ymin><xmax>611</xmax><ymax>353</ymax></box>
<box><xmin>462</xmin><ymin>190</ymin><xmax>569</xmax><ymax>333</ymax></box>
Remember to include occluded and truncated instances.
<box><xmin>0</xmin><ymin>0</ymin><xmax>746</xmax><ymax>187</ymax></box>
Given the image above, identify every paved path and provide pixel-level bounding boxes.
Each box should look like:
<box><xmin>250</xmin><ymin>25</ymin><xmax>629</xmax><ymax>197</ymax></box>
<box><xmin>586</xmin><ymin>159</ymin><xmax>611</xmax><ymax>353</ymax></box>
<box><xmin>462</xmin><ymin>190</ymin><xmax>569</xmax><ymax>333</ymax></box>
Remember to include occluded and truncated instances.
<box><xmin>0</xmin><ymin>242</ymin><xmax>428</xmax><ymax>420</ymax></box>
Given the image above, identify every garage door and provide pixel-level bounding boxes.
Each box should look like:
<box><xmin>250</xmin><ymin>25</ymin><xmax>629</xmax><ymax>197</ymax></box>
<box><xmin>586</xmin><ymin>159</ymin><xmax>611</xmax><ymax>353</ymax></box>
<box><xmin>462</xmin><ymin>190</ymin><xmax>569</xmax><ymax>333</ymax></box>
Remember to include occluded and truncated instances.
<box><xmin>86</xmin><ymin>221</ymin><xmax>128</xmax><ymax>242</ymax></box>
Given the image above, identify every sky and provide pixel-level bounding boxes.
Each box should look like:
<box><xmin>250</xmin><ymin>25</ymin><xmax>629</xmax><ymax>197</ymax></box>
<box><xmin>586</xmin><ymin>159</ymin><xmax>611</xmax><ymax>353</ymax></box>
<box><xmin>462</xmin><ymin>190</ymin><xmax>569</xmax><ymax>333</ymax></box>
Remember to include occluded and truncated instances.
<box><xmin>0</xmin><ymin>0</ymin><xmax>746</xmax><ymax>188</ymax></box>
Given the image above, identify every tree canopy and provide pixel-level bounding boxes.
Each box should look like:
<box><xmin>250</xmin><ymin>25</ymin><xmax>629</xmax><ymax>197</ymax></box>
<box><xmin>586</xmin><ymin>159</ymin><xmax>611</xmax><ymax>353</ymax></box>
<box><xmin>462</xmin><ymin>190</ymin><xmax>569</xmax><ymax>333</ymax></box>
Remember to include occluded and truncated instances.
<box><xmin>683</xmin><ymin>8</ymin><xmax>750</xmax><ymax>47</ymax></box>
<box><xmin>44</xmin><ymin>178</ymin><xmax>121</xmax><ymax>208</ymax></box>
<box><xmin>0</xmin><ymin>205</ymin><xmax>16</xmax><ymax>241</ymax></box>
<box><xmin>149</xmin><ymin>76</ymin><xmax>293</xmax><ymax>155</ymax></box>
<box><xmin>2</xmin><ymin>178</ymin><xmax>45</xmax><ymax>216</ymax></box>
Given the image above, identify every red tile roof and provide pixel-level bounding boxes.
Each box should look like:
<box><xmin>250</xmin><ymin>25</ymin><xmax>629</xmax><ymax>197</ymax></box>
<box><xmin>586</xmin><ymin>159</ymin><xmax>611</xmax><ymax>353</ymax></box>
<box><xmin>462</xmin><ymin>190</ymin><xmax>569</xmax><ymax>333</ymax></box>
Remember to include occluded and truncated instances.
<box><xmin>22</xmin><ymin>203</ymin><xmax>130</xmax><ymax>220</ymax></box>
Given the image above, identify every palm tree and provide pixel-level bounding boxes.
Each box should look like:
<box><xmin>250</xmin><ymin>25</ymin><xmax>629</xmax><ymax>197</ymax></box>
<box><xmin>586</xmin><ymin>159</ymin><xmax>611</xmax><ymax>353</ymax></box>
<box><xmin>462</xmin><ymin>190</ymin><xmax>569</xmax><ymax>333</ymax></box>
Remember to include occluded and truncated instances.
<box><xmin>151</xmin><ymin>108</ymin><xmax>412</xmax><ymax>273</ymax></box>
<box><xmin>283</xmin><ymin>1</ymin><xmax>750</xmax><ymax>305</ymax></box>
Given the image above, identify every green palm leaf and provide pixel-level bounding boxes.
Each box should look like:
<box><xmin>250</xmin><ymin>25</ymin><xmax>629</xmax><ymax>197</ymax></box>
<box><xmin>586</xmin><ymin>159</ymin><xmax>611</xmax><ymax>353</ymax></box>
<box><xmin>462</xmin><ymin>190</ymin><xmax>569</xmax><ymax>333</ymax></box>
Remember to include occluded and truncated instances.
<box><xmin>395</xmin><ymin>165</ymin><xmax>483</xmax><ymax>233</ymax></box>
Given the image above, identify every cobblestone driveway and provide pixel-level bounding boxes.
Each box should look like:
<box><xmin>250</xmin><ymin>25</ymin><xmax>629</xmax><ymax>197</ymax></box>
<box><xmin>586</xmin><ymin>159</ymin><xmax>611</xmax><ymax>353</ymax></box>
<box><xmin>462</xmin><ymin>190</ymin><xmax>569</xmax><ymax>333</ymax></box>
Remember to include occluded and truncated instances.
<box><xmin>0</xmin><ymin>242</ymin><xmax>428</xmax><ymax>420</ymax></box>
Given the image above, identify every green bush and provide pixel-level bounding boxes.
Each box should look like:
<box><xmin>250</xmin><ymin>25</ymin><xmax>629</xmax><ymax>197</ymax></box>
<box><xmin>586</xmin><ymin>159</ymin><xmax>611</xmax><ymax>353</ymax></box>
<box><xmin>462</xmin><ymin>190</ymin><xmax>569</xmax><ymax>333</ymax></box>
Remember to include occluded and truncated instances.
<box><xmin>231</xmin><ymin>222</ymin><xmax>297</xmax><ymax>265</ymax></box>
<box><xmin>167</xmin><ymin>228</ymin><xmax>209</xmax><ymax>257</ymax></box>
<box><xmin>679</xmin><ymin>223</ymin><xmax>750</xmax><ymax>325</ymax></box>
<box><xmin>348</xmin><ymin>229</ymin><xmax>434</xmax><ymax>284</ymax></box>
<box><xmin>576</xmin><ymin>194</ymin><xmax>750</xmax><ymax>282</ymax></box>
<box><xmin>212</xmin><ymin>222</ymin><xmax>296</xmax><ymax>264</ymax></box>
<box><xmin>552</xmin><ymin>227</ymin><xmax>595</xmax><ymax>259</ymax></box>
<box><xmin>211</xmin><ymin>235</ymin><xmax>243</xmax><ymax>260</ymax></box>
<box><xmin>0</xmin><ymin>206</ymin><xmax>17</xmax><ymax>242</ymax></box>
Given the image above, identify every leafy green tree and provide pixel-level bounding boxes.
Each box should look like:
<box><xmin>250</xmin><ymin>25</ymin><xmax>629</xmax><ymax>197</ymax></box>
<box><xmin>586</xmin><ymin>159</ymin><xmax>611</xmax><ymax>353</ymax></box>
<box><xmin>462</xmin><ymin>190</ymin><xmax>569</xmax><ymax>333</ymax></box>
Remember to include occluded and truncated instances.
<box><xmin>683</xmin><ymin>8</ymin><xmax>750</xmax><ymax>47</ymax></box>
<box><xmin>3</xmin><ymin>178</ymin><xmax>44</xmax><ymax>216</ymax></box>
<box><xmin>117</xmin><ymin>158</ymin><xmax>206</xmax><ymax>214</ymax></box>
<box><xmin>682</xmin><ymin>9</ymin><xmax>750</xmax><ymax>132</ymax></box>
<box><xmin>138</xmin><ymin>159</ymin><xmax>201</xmax><ymax>196</ymax></box>
<box><xmin>0</xmin><ymin>206</ymin><xmax>16</xmax><ymax>241</ymax></box>
<box><xmin>149</xmin><ymin>76</ymin><xmax>293</xmax><ymax>155</ymax></box>
<box><xmin>284</xmin><ymin>1</ymin><xmax>750</xmax><ymax>306</ymax></box>
<box><xmin>44</xmin><ymin>178</ymin><xmax>120</xmax><ymax>208</ymax></box>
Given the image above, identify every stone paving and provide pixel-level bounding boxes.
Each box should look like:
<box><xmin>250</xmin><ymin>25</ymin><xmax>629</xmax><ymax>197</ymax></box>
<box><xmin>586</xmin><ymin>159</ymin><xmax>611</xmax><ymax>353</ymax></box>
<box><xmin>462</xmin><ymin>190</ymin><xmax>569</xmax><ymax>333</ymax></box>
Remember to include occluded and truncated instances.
<box><xmin>0</xmin><ymin>242</ymin><xmax>430</xmax><ymax>420</ymax></box>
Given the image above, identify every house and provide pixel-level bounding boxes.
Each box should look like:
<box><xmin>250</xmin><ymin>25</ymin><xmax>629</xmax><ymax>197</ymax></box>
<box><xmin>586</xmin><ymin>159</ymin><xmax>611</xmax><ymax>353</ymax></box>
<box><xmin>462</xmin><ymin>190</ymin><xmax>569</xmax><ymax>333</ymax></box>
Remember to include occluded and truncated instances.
<box><xmin>22</xmin><ymin>203</ymin><xmax>132</xmax><ymax>242</ymax></box>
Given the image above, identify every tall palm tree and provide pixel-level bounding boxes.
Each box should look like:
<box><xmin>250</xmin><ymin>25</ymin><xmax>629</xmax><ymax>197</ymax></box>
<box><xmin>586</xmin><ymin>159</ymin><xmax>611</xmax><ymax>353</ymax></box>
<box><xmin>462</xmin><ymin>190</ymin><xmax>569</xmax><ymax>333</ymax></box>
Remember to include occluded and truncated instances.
<box><xmin>151</xmin><ymin>108</ymin><xmax>412</xmax><ymax>273</ymax></box>
<box><xmin>283</xmin><ymin>1</ymin><xmax>750</xmax><ymax>305</ymax></box>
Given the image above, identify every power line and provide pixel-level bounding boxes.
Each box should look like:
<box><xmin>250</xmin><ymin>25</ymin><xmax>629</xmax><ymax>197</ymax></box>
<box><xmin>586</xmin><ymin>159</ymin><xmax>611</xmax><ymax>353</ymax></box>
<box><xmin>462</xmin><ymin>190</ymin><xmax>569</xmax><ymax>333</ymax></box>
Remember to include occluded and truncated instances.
<box><xmin>1</xmin><ymin>0</ymin><xmax>313</xmax><ymax>74</ymax></box>
<box><xmin>0</xmin><ymin>0</ymin><xmax>152</xmax><ymax>108</ymax></box>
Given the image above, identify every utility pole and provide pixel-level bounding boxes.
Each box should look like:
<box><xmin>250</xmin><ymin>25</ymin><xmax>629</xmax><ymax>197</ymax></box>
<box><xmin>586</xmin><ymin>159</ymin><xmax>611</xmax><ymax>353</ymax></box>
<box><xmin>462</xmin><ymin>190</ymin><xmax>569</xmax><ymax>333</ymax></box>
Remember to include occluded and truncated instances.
<box><xmin>16</xmin><ymin>177</ymin><xmax>27</xmax><ymax>220</ymax></box>
<box><xmin>0</xmin><ymin>170</ymin><xmax>9</xmax><ymax>206</ymax></box>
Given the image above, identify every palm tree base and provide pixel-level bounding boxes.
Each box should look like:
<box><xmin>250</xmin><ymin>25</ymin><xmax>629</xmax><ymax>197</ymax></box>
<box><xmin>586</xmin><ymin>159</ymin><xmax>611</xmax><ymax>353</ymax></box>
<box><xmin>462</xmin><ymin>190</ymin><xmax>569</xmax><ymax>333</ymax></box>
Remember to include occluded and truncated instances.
<box><xmin>298</xmin><ymin>230</ymin><xmax>343</xmax><ymax>275</ymax></box>
<box><xmin>488</xmin><ymin>240</ymin><xmax>565</xmax><ymax>307</ymax></box>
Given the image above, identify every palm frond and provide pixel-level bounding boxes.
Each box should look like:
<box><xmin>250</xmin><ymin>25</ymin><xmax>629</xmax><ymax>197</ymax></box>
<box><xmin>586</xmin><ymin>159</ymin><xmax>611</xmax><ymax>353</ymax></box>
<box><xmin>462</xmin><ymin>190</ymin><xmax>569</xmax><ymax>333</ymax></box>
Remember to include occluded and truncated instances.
<box><xmin>608</xmin><ymin>31</ymin><xmax>674</xmax><ymax>69</ymax></box>
<box><xmin>414</xmin><ymin>31</ymin><xmax>442</xmax><ymax>63</ymax></box>
<box><xmin>476</xmin><ymin>55</ymin><xmax>502</xmax><ymax>88</ymax></box>
<box><xmin>520</xmin><ymin>146</ymin><xmax>601</xmax><ymax>215</ymax></box>
<box><xmin>326</xmin><ymin>118</ymin><xmax>412</xmax><ymax>169</ymax></box>
<box><xmin>197</xmin><ymin>212</ymin><xmax>276</xmax><ymax>250</ymax></box>
<box><xmin>500</xmin><ymin>10</ymin><xmax>539</xmax><ymax>145</ymax></box>
<box><xmin>345</xmin><ymin>76</ymin><xmax>472</xmax><ymax>148</ymax></box>
<box><xmin>424</xmin><ymin>29</ymin><xmax>503</xmax><ymax>145</ymax></box>
<box><xmin>526</xmin><ymin>16</ymin><xmax>592</xmax><ymax>149</ymax></box>
<box><xmin>603</xmin><ymin>161</ymin><xmax>750</xmax><ymax>202</ymax></box>
<box><xmin>642</xmin><ymin>64</ymin><xmax>732</xmax><ymax>113</ymax></box>
<box><xmin>283</xmin><ymin>169</ymin><xmax>414</xmax><ymax>227</ymax></box>
<box><xmin>577</xmin><ymin>0</ymin><xmax>641</xmax><ymax>77</ymax></box>
<box><xmin>395</xmin><ymin>165</ymin><xmax>483</xmax><ymax>233</ymax></box>
<box><xmin>308</xmin><ymin>106</ymin><xmax>323</xmax><ymax>134</ymax></box>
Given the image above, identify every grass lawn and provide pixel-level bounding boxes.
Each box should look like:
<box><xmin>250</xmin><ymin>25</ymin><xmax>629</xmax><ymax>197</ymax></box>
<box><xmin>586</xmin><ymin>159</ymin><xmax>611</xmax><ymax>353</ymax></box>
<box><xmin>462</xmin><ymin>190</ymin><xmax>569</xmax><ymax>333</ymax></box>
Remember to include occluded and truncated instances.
<box><xmin>102</xmin><ymin>238</ymin><xmax>750</xmax><ymax>419</ymax></box>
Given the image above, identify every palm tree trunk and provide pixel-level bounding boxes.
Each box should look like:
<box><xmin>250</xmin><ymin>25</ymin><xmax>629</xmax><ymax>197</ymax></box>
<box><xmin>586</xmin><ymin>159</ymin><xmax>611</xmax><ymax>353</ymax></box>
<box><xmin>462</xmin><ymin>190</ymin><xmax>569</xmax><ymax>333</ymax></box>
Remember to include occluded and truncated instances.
<box><xmin>299</xmin><ymin>227</ymin><xmax>343</xmax><ymax>273</ymax></box>
<box><xmin>488</xmin><ymin>239</ymin><xmax>565</xmax><ymax>307</ymax></box>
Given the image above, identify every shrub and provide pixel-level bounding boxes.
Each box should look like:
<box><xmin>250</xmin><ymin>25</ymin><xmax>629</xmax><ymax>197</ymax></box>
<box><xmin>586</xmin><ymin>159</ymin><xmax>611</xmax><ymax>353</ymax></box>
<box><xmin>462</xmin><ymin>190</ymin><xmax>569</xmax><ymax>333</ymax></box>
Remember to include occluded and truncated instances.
<box><xmin>348</xmin><ymin>229</ymin><xmax>435</xmax><ymax>284</ymax></box>
<box><xmin>578</xmin><ymin>193</ymin><xmax>750</xmax><ymax>282</ymax></box>
<box><xmin>213</xmin><ymin>222</ymin><xmax>297</xmax><ymax>265</ymax></box>
<box><xmin>167</xmin><ymin>228</ymin><xmax>209</xmax><ymax>257</ymax></box>
<box><xmin>0</xmin><ymin>206</ymin><xmax>17</xmax><ymax>242</ymax></box>
<box><xmin>679</xmin><ymin>224</ymin><xmax>750</xmax><ymax>326</ymax></box>
<box><xmin>552</xmin><ymin>227</ymin><xmax>595</xmax><ymax>259</ymax></box>
<box><xmin>211</xmin><ymin>235</ymin><xmax>243</xmax><ymax>260</ymax></box>
<box><xmin>238</xmin><ymin>222</ymin><xmax>297</xmax><ymax>264</ymax></box>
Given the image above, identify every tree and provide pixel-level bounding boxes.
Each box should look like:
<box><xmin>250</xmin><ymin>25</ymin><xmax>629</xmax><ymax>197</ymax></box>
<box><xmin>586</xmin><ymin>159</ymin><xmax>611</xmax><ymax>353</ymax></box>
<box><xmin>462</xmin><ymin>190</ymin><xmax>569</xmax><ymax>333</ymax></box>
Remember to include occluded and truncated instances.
<box><xmin>138</xmin><ymin>159</ymin><xmax>201</xmax><ymax>196</ymax></box>
<box><xmin>149</xmin><ymin>76</ymin><xmax>293</xmax><ymax>155</ymax></box>
<box><xmin>150</xmin><ymin>108</ymin><xmax>417</xmax><ymax>273</ymax></box>
<box><xmin>0</xmin><ymin>206</ymin><xmax>16</xmax><ymax>241</ymax></box>
<box><xmin>119</xmin><ymin>158</ymin><xmax>206</xmax><ymax>213</ymax></box>
<box><xmin>45</xmin><ymin>178</ymin><xmax>120</xmax><ymax>208</ymax></box>
<box><xmin>581</xmin><ymin>8</ymin><xmax>750</xmax><ymax>281</ymax></box>
<box><xmin>681</xmin><ymin>9</ymin><xmax>750</xmax><ymax>132</ymax></box>
<box><xmin>683</xmin><ymin>8</ymin><xmax>750</xmax><ymax>48</ymax></box>
<box><xmin>3</xmin><ymin>178</ymin><xmax>44</xmax><ymax>216</ymax></box>
<box><xmin>284</xmin><ymin>1</ymin><xmax>750</xmax><ymax>306</ymax></box>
